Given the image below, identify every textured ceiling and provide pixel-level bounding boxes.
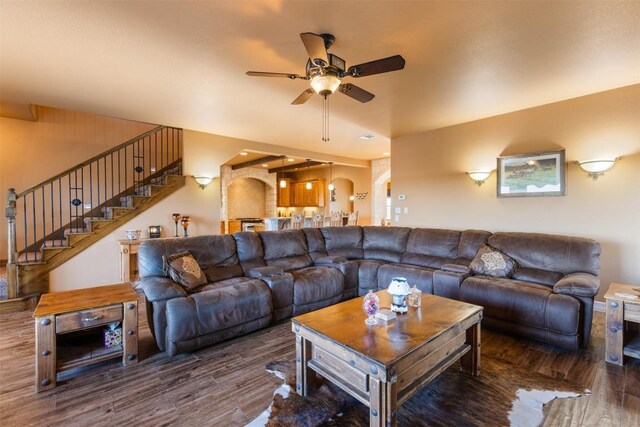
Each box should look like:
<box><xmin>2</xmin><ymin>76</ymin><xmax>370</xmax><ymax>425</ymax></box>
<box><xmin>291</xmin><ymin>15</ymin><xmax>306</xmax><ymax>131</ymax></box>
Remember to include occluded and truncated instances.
<box><xmin>1</xmin><ymin>1</ymin><xmax>639</xmax><ymax>160</ymax></box>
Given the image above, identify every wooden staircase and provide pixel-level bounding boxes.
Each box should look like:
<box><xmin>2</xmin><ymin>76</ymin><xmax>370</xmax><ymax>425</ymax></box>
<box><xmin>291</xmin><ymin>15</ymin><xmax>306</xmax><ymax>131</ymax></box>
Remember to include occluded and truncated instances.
<box><xmin>2</xmin><ymin>126</ymin><xmax>184</xmax><ymax>313</ymax></box>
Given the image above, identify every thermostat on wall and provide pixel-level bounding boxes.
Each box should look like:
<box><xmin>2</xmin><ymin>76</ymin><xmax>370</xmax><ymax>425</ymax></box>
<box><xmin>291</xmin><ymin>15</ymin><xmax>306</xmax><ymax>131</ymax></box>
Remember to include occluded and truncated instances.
<box><xmin>398</xmin><ymin>194</ymin><xmax>406</xmax><ymax>200</ymax></box>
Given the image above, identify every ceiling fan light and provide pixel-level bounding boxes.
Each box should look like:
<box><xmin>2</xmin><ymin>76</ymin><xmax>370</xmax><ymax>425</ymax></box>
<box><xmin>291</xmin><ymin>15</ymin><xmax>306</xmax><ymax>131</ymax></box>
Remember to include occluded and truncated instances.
<box><xmin>310</xmin><ymin>73</ymin><xmax>341</xmax><ymax>95</ymax></box>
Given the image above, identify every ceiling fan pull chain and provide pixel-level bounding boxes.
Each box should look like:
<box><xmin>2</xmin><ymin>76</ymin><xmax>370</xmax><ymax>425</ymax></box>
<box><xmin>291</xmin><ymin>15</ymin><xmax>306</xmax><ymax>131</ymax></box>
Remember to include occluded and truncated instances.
<box><xmin>327</xmin><ymin>97</ymin><xmax>330</xmax><ymax>142</ymax></box>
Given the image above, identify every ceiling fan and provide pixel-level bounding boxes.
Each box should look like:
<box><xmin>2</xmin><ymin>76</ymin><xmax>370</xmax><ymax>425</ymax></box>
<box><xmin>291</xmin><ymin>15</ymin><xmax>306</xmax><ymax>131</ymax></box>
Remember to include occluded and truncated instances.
<box><xmin>246</xmin><ymin>32</ymin><xmax>405</xmax><ymax>105</ymax></box>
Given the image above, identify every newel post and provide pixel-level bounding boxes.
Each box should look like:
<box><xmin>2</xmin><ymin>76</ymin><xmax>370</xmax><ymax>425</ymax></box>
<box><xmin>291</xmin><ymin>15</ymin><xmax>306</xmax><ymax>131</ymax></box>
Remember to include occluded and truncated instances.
<box><xmin>5</xmin><ymin>188</ymin><xmax>18</xmax><ymax>298</ymax></box>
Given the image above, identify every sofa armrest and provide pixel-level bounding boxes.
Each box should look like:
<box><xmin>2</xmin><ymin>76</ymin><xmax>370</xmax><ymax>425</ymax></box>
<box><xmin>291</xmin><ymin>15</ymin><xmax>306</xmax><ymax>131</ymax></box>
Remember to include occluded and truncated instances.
<box><xmin>315</xmin><ymin>255</ymin><xmax>348</xmax><ymax>265</ymax></box>
<box><xmin>433</xmin><ymin>266</ymin><xmax>471</xmax><ymax>300</ymax></box>
<box><xmin>553</xmin><ymin>273</ymin><xmax>600</xmax><ymax>298</ymax></box>
<box><xmin>140</xmin><ymin>276</ymin><xmax>187</xmax><ymax>302</ymax></box>
<box><xmin>315</xmin><ymin>259</ymin><xmax>358</xmax><ymax>293</ymax></box>
<box><xmin>258</xmin><ymin>272</ymin><xmax>294</xmax><ymax>321</ymax></box>
<box><xmin>246</xmin><ymin>266</ymin><xmax>285</xmax><ymax>278</ymax></box>
<box><xmin>440</xmin><ymin>264</ymin><xmax>471</xmax><ymax>275</ymax></box>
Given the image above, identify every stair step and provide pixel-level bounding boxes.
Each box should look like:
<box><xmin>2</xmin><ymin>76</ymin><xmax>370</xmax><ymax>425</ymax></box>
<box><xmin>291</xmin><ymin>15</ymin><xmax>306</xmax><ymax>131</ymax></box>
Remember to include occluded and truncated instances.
<box><xmin>18</xmin><ymin>251</ymin><xmax>43</xmax><ymax>263</ymax></box>
<box><xmin>41</xmin><ymin>239</ymin><xmax>69</xmax><ymax>248</ymax></box>
<box><xmin>64</xmin><ymin>227</ymin><xmax>89</xmax><ymax>236</ymax></box>
<box><xmin>103</xmin><ymin>206</ymin><xmax>136</xmax><ymax>220</ymax></box>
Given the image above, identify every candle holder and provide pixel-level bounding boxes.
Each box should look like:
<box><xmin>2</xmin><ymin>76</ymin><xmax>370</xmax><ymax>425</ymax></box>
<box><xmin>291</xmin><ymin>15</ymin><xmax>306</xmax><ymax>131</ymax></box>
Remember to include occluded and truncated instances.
<box><xmin>172</xmin><ymin>213</ymin><xmax>181</xmax><ymax>237</ymax></box>
<box><xmin>181</xmin><ymin>216</ymin><xmax>191</xmax><ymax>237</ymax></box>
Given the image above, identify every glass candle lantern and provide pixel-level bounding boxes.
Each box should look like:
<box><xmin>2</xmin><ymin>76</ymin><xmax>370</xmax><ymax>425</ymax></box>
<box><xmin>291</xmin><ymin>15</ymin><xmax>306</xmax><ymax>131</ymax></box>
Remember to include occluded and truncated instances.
<box><xmin>172</xmin><ymin>213</ymin><xmax>181</xmax><ymax>237</ymax></box>
<box><xmin>180</xmin><ymin>216</ymin><xmax>191</xmax><ymax>237</ymax></box>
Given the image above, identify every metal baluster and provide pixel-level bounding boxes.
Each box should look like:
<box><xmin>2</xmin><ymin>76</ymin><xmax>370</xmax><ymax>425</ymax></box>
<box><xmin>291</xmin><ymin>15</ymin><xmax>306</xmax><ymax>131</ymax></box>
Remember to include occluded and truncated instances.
<box><xmin>89</xmin><ymin>163</ymin><xmax>93</xmax><ymax>220</ymax></box>
<box><xmin>23</xmin><ymin>196</ymin><xmax>27</xmax><ymax>262</ymax></box>
<box><xmin>68</xmin><ymin>174</ymin><xmax>72</xmax><ymax>240</ymax></box>
<box><xmin>32</xmin><ymin>192</ymin><xmax>37</xmax><ymax>261</ymax></box>
<box><xmin>50</xmin><ymin>183</ymin><xmax>55</xmax><ymax>247</ymax></box>
<box><xmin>110</xmin><ymin>153</ymin><xmax>114</xmax><ymax>207</ymax></box>
<box><xmin>58</xmin><ymin>179</ymin><xmax>63</xmax><ymax>242</ymax></box>
<box><xmin>96</xmin><ymin>159</ymin><xmax>100</xmax><ymax>210</ymax></box>
<box><xmin>103</xmin><ymin>156</ymin><xmax>107</xmax><ymax>210</ymax></box>
<box><xmin>124</xmin><ymin>145</ymin><xmax>128</xmax><ymax>197</ymax></box>
<box><xmin>41</xmin><ymin>187</ymin><xmax>46</xmax><ymax>249</ymax></box>
<box><xmin>154</xmin><ymin>131</ymin><xmax>158</xmax><ymax>177</ymax></box>
<box><xmin>118</xmin><ymin>148</ymin><xmax>121</xmax><ymax>199</ymax></box>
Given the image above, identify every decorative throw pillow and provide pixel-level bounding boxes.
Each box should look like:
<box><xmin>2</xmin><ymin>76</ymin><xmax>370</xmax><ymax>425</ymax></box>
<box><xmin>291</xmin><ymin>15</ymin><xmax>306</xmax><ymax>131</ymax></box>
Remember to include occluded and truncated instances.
<box><xmin>163</xmin><ymin>251</ymin><xmax>207</xmax><ymax>290</ymax></box>
<box><xmin>469</xmin><ymin>244</ymin><xmax>518</xmax><ymax>278</ymax></box>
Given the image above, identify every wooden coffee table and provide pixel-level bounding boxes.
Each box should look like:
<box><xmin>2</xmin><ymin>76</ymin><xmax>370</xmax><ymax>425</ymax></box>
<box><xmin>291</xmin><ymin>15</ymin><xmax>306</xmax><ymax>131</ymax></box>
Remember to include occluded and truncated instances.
<box><xmin>291</xmin><ymin>291</ymin><xmax>483</xmax><ymax>427</ymax></box>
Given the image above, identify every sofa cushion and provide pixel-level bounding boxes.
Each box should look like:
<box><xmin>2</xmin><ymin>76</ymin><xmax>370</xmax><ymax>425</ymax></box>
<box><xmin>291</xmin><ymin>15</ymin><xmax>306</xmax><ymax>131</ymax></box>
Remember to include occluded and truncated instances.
<box><xmin>362</xmin><ymin>226</ymin><xmax>411</xmax><ymax>262</ymax></box>
<box><xmin>163</xmin><ymin>251</ymin><xmax>207</xmax><ymax>290</ymax></box>
<box><xmin>354</xmin><ymin>259</ymin><xmax>389</xmax><ymax>293</ymax></box>
<box><xmin>377</xmin><ymin>263</ymin><xmax>434</xmax><ymax>294</ymax></box>
<box><xmin>320</xmin><ymin>226</ymin><xmax>364</xmax><ymax>259</ymax></box>
<box><xmin>456</xmin><ymin>229</ymin><xmax>492</xmax><ymax>265</ymax></box>
<box><xmin>512</xmin><ymin>267</ymin><xmax>562</xmax><ymax>287</ymax></box>
<box><xmin>469</xmin><ymin>244</ymin><xmax>518</xmax><ymax>278</ymax></box>
<box><xmin>488</xmin><ymin>232</ymin><xmax>601</xmax><ymax>276</ymax></box>
<box><xmin>139</xmin><ymin>235</ymin><xmax>241</xmax><ymax>278</ymax></box>
<box><xmin>291</xmin><ymin>266</ymin><xmax>344</xmax><ymax>306</ymax></box>
<box><xmin>302</xmin><ymin>228</ymin><xmax>327</xmax><ymax>261</ymax></box>
<box><xmin>460</xmin><ymin>276</ymin><xmax>580</xmax><ymax>335</ymax></box>
<box><xmin>407</xmin><ymin>228</ymin><xmax>460</xmax><ymax>257</ymax></box>
<box><xmin>165</xmin><ymin>278</ymin><xmax>272</xmax><ymax>352</ymax></box>
<box><xmin>260</xmin><ymin>230</ymin><xmax>313</xmax><ymax>271</ymax></box>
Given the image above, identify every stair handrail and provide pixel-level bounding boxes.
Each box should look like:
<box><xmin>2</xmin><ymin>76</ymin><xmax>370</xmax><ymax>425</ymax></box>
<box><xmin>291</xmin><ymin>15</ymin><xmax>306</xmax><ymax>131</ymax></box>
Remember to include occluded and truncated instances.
<box><xmin>16</xmin><ymin>125</ymin><xmax>173</xmax><ymax>198</ymax></box>
<box><xmin>8</xmin><ymin>124</ymin><xmax>183</xmax><ymax>269</ymax></box>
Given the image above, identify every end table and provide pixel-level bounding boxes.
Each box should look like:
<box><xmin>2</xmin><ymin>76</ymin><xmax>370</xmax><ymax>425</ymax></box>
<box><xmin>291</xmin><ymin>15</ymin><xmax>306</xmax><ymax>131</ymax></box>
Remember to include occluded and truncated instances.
<box><xmin>33</xmin><ymin>283</ymin><xmax>139</xmax><ymax>392</ymax></box>
<box><xmin>604</xmin><ymin>282</ymin><xmax>640</xmax><ymax>365</ymax></box>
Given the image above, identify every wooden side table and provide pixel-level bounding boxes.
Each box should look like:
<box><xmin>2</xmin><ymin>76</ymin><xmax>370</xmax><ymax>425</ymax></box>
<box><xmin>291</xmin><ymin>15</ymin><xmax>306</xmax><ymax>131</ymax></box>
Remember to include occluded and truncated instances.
<box><xmin>604</xmin><ymin>282</ymin><xmax>640</xmax><ymax>366</ymax></box>
<box><xmin>118</xmin><ymin>239</ymin><xmax>142</xmax><ymax>283</ymax></box>
<box><xmin>33</xmin><ymin>283</ymin><xmax>139</xmax><ymax>392</ymax></box>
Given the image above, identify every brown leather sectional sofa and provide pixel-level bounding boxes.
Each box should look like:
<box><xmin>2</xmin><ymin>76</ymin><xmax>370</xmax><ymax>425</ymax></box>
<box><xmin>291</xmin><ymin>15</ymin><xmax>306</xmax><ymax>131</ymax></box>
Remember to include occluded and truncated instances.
<box><xmin>138</xmin><ymin>226</ymin><xmax>600</xmax><ymax>355</ymax></box>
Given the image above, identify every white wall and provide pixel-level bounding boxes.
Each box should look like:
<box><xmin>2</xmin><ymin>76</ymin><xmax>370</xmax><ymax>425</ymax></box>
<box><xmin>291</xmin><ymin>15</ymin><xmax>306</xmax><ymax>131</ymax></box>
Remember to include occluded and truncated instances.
<box><xmin>392</xmin><ymin>85</ymin><xmax>640</xmax><ymax>300</ymax></box>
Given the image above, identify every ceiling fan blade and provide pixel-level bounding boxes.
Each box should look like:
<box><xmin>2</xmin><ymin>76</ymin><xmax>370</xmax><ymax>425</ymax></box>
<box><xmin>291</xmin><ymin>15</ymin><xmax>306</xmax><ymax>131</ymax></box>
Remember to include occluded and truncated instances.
<box><xmin>347</xmin><ymin>55</ymin><xmax>406</xmax><ymax>78</ymax></box>
<box><xmin>339</xmin><ymin>84</ymin><xmax>375</xmax><ymax>103</ymax></box>
<box><xmin>300</xmin><ymin>32</ymin><xmax>329</xmax><ymax>66</ymax></box>
<box><xmin>246</xmin><ymin>71</ymin><xmax>301</xmax><ymax>79</ymax></box>
<box><xmin>291</xmin><ymin>89</ymin><xmax>315</xmax><ymax>105</ymax></box>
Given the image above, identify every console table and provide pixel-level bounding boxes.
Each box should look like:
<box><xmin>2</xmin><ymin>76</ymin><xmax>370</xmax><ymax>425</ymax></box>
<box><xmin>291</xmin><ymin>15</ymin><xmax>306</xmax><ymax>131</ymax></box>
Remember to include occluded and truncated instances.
<box><xmin>605</xmin><ymin>282</ymin><xmax>640</xmax><ymax>366</ymax></box>
<box><xmin>118</xmin><ymin>239</ymin><xmax>142</xmax><ymax>283</ymax></box>
<box><xmin>33</xmin><ymin>283</ymin><xmax>139</xmax><ymax>392</ymax></box>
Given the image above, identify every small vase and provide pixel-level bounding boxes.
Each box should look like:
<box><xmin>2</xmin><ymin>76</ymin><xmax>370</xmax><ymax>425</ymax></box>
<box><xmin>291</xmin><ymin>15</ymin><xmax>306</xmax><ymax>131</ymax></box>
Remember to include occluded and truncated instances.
<box><xmin>362</xmin><ymin>290</ymin><xmax>380</xmax><ymax>325</ymax></box>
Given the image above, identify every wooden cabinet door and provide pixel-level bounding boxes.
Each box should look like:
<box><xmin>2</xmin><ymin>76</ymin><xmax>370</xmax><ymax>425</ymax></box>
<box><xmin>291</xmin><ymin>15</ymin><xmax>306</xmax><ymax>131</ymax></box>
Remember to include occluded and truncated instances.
<box><xmin>303</xmin><ymin>181</ymin><xmax>318</xmax><ymax>206</ymax></box>
<box><xmin>277</xmin><ymin>179</ymin><xmax>291</xmax><ymax>207</ymax></box>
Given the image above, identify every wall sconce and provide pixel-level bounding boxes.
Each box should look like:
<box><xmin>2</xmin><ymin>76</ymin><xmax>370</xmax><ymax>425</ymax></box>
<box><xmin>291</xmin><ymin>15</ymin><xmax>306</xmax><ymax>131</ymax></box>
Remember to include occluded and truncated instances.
<box><xmin>466</xmin><ymin>171</ymin><xmax>492</xmax><ymax>186</ymax></box>
<box><xmin>577</xmin><ymin>159</ymin><xmax>618</xmax><ymax>180</ymax></box>
<box><xmin>349</xmin><ymin>195</ymin><xmax>355</xmax><ymax>201</ymax></box>
<box><xmin>355</xmin><ymin>192</ymin><xmax>368</xmax><ymax>200</ymax></box>
<box><xmin>192</xmin><ymin>176</ymin><xmax>213</xmax><ymax>189</ymax></box>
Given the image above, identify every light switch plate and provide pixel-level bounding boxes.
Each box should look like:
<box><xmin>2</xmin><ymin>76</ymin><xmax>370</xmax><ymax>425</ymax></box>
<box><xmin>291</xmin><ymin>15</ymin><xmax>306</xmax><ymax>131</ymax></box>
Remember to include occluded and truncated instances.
<box><xmin>404</xmin><ymin>207</ymin><xmax>409</xmax><ymax>214</ymax></box>
<box><xmin>395</xmin><ymin>207</ymin><xmax>401</xmax><ymax>214</ymax></box>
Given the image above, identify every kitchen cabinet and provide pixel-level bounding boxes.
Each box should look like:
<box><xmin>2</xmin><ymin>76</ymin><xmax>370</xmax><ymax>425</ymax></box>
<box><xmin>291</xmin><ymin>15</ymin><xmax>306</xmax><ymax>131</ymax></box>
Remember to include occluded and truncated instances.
<box><xmin>286</xmin><ymin>179</ymin><xmax>325</xmax><ymax>207</ymax></box>
<box><xmin>277</xmin><ymin>179</ymin><xmax>292</xmax><ymax>207</ymax></box>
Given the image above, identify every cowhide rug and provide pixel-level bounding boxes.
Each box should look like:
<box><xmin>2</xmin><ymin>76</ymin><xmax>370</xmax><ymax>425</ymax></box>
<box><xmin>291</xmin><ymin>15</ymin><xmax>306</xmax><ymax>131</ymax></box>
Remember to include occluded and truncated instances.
<box><xmin>247</xmin><ymin>356</ymin><xmax>588</xmax><ymax>427</ymax></box>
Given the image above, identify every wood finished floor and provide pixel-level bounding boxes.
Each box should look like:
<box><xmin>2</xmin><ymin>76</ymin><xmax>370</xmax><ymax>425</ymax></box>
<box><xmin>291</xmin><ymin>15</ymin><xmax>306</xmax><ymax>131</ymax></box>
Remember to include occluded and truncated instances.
<box><xmin>0</xmin><ymin>290</ymin><xmax>638</xmax><ymax>426</ymax></box>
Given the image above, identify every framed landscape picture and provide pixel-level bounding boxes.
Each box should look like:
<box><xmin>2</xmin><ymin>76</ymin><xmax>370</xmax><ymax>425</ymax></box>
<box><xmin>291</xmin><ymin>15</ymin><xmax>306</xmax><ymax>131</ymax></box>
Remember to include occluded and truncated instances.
<box><xmin>497</xmin><ymin>150</ymin><xmax>566</xmax><ymax>197</ymax></box>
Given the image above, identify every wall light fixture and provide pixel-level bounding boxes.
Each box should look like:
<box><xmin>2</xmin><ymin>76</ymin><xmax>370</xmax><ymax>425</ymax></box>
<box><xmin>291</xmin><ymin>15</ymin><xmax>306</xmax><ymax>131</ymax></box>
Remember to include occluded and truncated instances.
<box><xmin>193</xmin><ymin>176</ymin><xmax>213</xmax><ymax>189</ymax></box>
<box><xmin>466</xmin><ymin>171</ymin><xmax>492</xmax><ymax>186</ymax></box>
<box><xmin>577</xmin><ymin>159</ymin><xmax>618</xmax><ymax>180</ymax></box>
